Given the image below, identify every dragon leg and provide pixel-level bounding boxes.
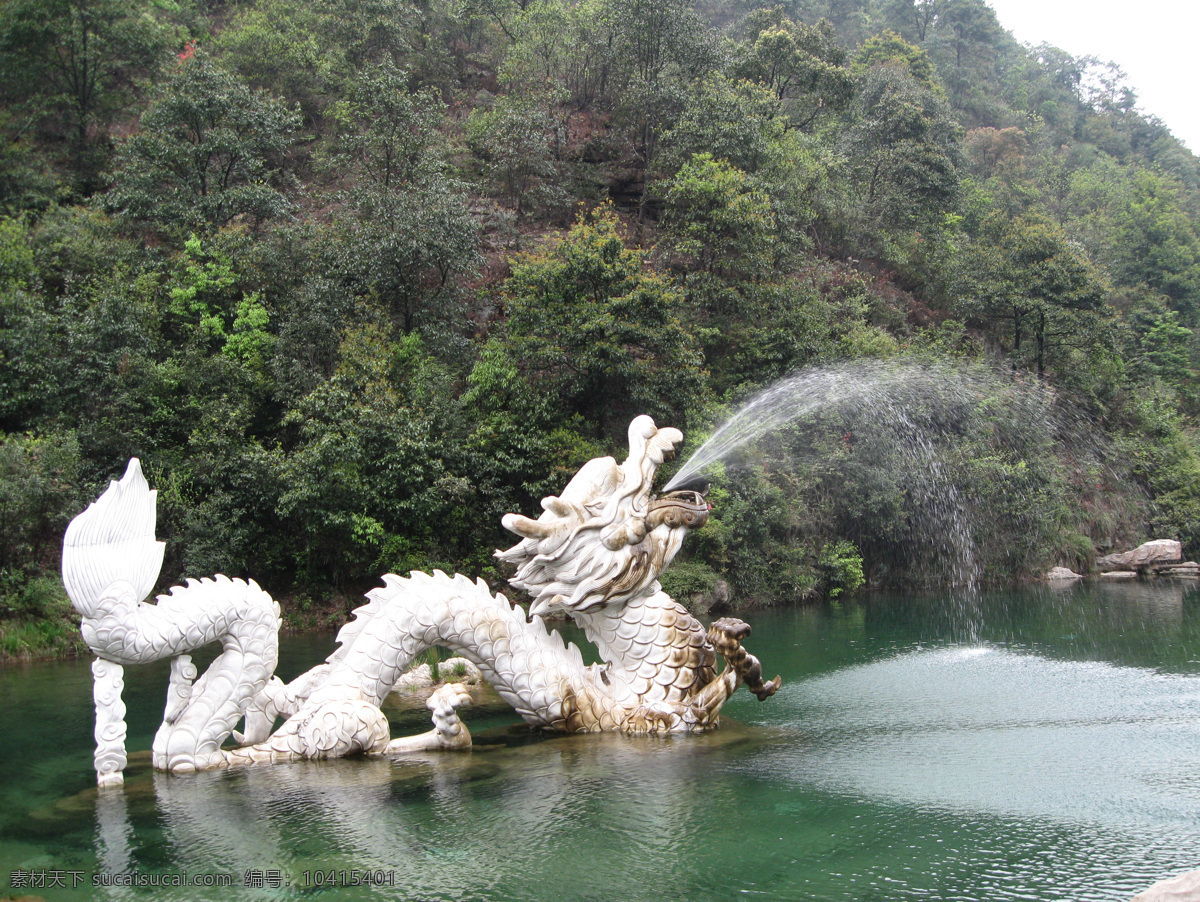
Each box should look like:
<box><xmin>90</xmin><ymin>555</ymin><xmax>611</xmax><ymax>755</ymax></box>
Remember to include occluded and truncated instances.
<box><xmin>691</xmin><ymin>618</ymin><xmax>782</xmax><ymax>725</ymax></box>
<box><xmin>385</xmin><ymin>683</ymin><xmax>474</xmax><ymax>753</ymax></box>
<box><xmin>708</xmin><ymin>617</ymin><xmax>782</xmax><ymax>701</ymax></box>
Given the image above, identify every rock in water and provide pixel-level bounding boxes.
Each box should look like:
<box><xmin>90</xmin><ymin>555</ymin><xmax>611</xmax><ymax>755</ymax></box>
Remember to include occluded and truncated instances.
<box><xmin>1096</xmin><ymin>540</ymin><xmax>1181</xmax><ymax>572</ymax></box>
<box><xmin>1045</xmin><ymin>567</ymin><xmax>1083</xmax><ymax>580</ymax></box>
<box><xmin>1159</xmin><ymin>562</ymin><xmax>1200</xmax><ymax>578</ymax></box>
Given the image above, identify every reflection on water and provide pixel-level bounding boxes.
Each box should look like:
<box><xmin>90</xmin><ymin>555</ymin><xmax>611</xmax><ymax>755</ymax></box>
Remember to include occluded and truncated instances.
<box><xmin>2</xmin><ymin>582</ymin><xmax>1199</xmax><ymax>902</ymax></box>
<box><xmin>82</xmin><ymin>728</ymin><xmax>778</xmax><ymax>902</ymax></box>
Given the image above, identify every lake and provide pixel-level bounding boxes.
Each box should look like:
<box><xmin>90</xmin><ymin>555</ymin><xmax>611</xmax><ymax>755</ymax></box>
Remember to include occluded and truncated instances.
<box><xmin>2</xmin><ymin>579</ymin><xmax>1198</xmax><ymax>901</ymax></box>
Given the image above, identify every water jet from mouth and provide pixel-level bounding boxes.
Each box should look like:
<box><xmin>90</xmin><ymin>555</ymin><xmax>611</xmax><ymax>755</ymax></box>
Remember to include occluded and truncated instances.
<box><xmin>664</xmin><ymin>360</ymin><xmax>1126</xmax><ymax>607</ymax></box>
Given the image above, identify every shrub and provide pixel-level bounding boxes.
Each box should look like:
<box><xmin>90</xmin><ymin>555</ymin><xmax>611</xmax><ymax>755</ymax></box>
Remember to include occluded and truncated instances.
<box><xmin>658</xmin><ymin>558</ymin><xmax>719</xmax><ymax>606</ymax></box>
<box><xmin>817</xmin><ymin>540</ymin><xmax>865</xmax><ymax>598</ymax></box>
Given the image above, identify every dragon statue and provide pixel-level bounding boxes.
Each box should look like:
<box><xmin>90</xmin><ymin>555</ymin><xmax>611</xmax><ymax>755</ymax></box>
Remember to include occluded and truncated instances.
<box><xmin>64</xmin><ymin>415</ymin><xmax>780</xmax><ymax>785</ymax></box>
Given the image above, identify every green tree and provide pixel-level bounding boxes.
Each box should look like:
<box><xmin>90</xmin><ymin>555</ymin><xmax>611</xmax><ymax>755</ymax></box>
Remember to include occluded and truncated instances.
<box><xmin>0</xmin><ymin>109</ymin><xmax>56</xmax><ymax>214</ymax></box>
<box><xmin>852</xmin><ymin>30</ymin><xmax>941</xmax><ymax>94</ymax></box>
<box><xmin>0</xmin><ymin>218</ymin><xmax>55</xmax><ymax>429</ymax></box>
<box><xmin>660</xmin><ymin>153</ymin><xmax>778</xmax><ymax>280</ymax></box>
<box><xmin>1109</xmin><ymin>170</ymin><xmax>1200</xmax><ymax>323</ymax></box>
<box><xmin>457</xmin><ymin>0</ymin><xmax>525</xmax><ymax>43</ymax></box>
<box><xmin>1116</xmin><ymin>385</ymin><xmax>1200</xmax><ymax>557</ymax></box>
<box><xmin>791</xmin><ymin>0</ymin><xmax>872</xmax><ymax>45</ymax></box>
<box><xmin>500</xmin><ymin>204</ymin><xmax>708</xmax><ymax>438</ymax></box>
<box><xmin>500</xmin><ymin>0</ymin><xmax>609</xmax><ymax>111</ymax></box>
<box><xmin>660</xmin><ymin>75</ymin><xmax>835</xmax><ymax>265</ymax></box>
<box><xmin>661</xmin><ymin>74</ymin><xmax>785</xmax><ymax>175</ymax></box>
<box><xmin>878</xmin><ymin>0</ymin><xmax>940</xmax><ymax>43</ymax></box>
<box><xmin>929</xmin><ymin>0</ymin><xmax>1002</xmax><ymax>69</ymax></box>
<box><xmin>687</xmin><ymin>270</ymin><xmax>893</xmax><ymax>397</ymax></box>
<box><xmin>598</xmin><ymin>0</ymin><xmax>720</xmax><ymax>217</ymax></box>
<box><xmin>0</xmin><ymin>0</ymin><xmax>173</xmax><ymax>193</ymax></box>
<box><xmin>330</xmin><ymin>179</ymin><xmax>479</xmax><ymax>340</ymax></box>
<box><xmin>455</xmin><ymin>340</ymin><xmax>606</xmax><ymax>560</ymax></box>
<box><xmin>837</xmin><ymin>63</ymin><xmax>961</xmax><ymax>248</ymax></box>
<box><xmin>164</xmin><ymin>233</ymin><xmax>274</xmax><ymax>371</ymax></box>
<box><xmin>270</xmin><ymin>269</ymin><xmax>357</xmax><ymax>404</ymax></box>
<box><xmin>0</xmin><ymin>431</ymin><xmax>82</xmax><ymax>580</ymax></box>
<box><xmin>108</xmin><ymin>55</ymin><xmax>300</xmax><ymax>236</ymax></box>
<box><xmin>966</xmin><ymin>215</ymin><xmax>1108</xmax><ymax>378</ymax></box>
<box><xmin>466</xmin><ymin>91</ymin><xmax>565</xmax><ymax>217</ymax></box>
<box><xmin>275</xmin><ymin>325</ymin><xmax>468</xmax><ymax>588</ymax></box>
<box><xmin>1123</xmin><ymin>296</ymin><xmax>1196</xmax><ymax>403</ymax></box>
<box><xmin>924</xmin><ymin>0</ymin><xmax>1009</xmax><ymax>110</ymax></box>
<box><xmin>733</xmin><ymin>13</ymin><xmax>853</xmax><ymax>130</ymax></box>
<box><xmin>322</xmin><ymin>61</ymin><xmax>444</xmax><ymax>191</ymax></box>
<box><xmin>314</xmin><ymin>60</ymin><xmax>478</xmax><ymax>342</ymax></box>
<box><xmin>215</xmin><ymin>0</ymin><xmax>419</xmax><ymax>122</ymax></box>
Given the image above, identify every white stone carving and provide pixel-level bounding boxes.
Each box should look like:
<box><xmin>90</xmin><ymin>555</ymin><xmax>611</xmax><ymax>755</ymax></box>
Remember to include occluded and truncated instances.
<box><xmin>63</xmin><ymin>459</ymin><xmax>281</xmax><ymax>781</ymax></box>
<box><xmin>65</xmin><ymin>416</ymin><xmax>779</xmax><ymax>783</ymax></box>
<box><xmin>1131</xmin><ymin>869</ymin><xmax>1200</xmax><ymax>902</ymax></box>
<box><xmin>91</xmin><ymin>659</ymin><xmax>127</xmax><ymax>786</ymax></box>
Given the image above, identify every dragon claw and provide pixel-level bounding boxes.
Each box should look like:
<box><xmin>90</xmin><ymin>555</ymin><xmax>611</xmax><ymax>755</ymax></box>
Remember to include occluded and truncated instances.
<box><xmin>707</xmin><ymin>618</ymin><xmax>782</xmax><ymax>701</ymax></box>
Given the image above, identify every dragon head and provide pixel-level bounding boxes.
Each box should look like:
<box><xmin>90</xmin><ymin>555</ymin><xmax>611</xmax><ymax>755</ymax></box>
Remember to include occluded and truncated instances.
<box><xmin>497</xmin><ymin>415</ymin><xmax>710</xmax><ymax>618</ymax></box>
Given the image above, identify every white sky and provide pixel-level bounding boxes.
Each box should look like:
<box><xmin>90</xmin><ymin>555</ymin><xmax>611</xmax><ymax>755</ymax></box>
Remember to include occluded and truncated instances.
<box><xmin>985</xmin><ymin>0</ymin><xmax>1200</xmax><ymax>153</ymax></box>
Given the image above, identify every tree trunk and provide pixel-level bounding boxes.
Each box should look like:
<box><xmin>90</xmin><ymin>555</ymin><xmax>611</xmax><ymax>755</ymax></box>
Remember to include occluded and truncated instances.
<box><xmin>1035</xmin><ymin>308</ymin><xmax>1046</xmax><ymax>379</ymax></box>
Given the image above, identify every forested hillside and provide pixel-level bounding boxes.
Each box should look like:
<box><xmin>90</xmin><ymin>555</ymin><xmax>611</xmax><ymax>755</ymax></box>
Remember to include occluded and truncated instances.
<box><xmin>4</xmin><ymin>0</ymin><xmax>1200</xmax><ymax>655</ymax></box>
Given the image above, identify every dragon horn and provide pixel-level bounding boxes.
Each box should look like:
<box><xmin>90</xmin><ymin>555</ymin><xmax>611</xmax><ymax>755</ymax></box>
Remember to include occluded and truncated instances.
<box><xmin>501</xmin><ymin>513</ymin><xmax>556</xmax><ymax>540</ymax></box>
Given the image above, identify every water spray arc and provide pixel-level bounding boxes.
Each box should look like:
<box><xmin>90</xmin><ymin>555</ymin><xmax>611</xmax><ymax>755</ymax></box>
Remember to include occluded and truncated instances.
<box><xmin>665</xmin><ymin>360</ymin><xmax>1115</xmax><ymax>598</ymax></box>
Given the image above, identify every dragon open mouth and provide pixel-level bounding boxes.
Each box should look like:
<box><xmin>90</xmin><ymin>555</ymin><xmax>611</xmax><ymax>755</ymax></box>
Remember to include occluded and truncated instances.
<box><xmin>646</xmin><ymin>490</ymin><xmax>711</xmax><ymax>529</ymax></box>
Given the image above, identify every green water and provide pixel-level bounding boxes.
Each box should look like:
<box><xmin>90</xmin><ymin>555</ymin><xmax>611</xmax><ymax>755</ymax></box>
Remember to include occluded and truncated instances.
<box><xmin>2</xmin><ymin>580</ymin><xmax>1199</xmax><ymax>901</ymax></box>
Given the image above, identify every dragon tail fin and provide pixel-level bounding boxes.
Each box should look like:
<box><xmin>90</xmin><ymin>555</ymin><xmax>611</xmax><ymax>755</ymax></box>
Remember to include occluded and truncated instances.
<box><xmin>62</xmin><ymin>458</ymin><xmax>165</xmax><ymax>618</ymax></box>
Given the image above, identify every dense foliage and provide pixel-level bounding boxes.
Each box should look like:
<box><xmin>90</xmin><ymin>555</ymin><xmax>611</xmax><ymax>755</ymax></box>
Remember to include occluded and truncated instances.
<box><xmin>4</xmin><ymin>0</ymin><xmax>1200</xmax><ymax>654</ymax></box>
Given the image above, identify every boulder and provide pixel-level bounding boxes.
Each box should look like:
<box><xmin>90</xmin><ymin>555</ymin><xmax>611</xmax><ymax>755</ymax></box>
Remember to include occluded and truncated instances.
<box><xmin>688</xmin><ymin>579</ymin><xmax>731</xmax><ymax>615</ymax></box>
<box><xmin>1159</xmin><ymin>561</ymin><xmax>1200</xmax><ymax>578</ymax></box>
<box><xmin>1096</xmin><ymin>540</ymin><xmax>1181</xmax><ymax>573</ymax></box>
<box><xmin>1131</xmin><ymin>869</ymin><xmax>1200</xmax><ymax>901</ymax></box>
<box><xmin>1045</xmin><ymin>567</ymin><xmax>1083</xmax><ymax>580</ymax></box>
<box><xmin>392</xmin><ymin>657</ymin><xmax>482</xmax><ymax>691</ymax></box>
